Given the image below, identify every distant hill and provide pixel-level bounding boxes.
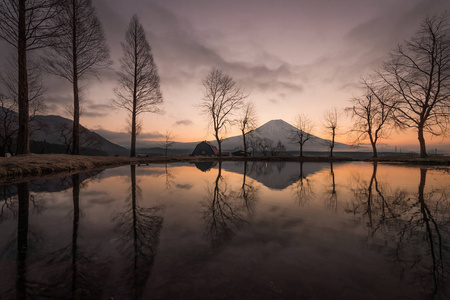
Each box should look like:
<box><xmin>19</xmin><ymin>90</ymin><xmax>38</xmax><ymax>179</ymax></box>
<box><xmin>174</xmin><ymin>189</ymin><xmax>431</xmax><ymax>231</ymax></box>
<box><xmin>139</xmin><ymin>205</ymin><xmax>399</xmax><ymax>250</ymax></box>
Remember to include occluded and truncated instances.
<box><xmin>0</xmin><ymin>108</ymin><xmax>128</xmax><ymax>156</ymax></box>
<box><xmin>30</xmin><ymin>115</ymin><xmax>129</xmax><ymax>156</ymax></box>
<box><xmin>33</xmin><ymin>115</ymin><xmax>128</xmax><ymax>156</ymax></box>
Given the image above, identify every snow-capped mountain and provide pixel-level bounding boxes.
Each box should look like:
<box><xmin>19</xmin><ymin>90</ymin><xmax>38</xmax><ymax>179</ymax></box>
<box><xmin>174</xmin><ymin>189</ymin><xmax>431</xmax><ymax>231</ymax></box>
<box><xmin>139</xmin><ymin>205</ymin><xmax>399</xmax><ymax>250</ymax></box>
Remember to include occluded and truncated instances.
<box><xmin>158</xmin><ymin>119</ymin><xmax>354</xmax><ymax>153</ymax></box>
<box><xmin>219</xmin><ymin>119</ymin><xmax>352</xmax><ymax>152</ymax></box>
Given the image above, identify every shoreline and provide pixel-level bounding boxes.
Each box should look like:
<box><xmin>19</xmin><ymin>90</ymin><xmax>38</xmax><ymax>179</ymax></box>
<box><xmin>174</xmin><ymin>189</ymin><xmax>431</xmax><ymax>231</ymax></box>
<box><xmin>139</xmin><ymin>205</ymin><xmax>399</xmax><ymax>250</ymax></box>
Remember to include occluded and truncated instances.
<box><xmin>0</xmin><ymin>154</ymin><xmax>449</xmax><ymax>184</ymax></box>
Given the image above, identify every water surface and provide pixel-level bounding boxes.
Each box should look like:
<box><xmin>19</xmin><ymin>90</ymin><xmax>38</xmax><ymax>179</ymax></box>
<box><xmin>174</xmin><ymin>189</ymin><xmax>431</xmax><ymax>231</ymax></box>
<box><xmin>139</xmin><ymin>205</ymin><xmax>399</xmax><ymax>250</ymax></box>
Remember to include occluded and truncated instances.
<box><xmin>0</xmin><ymin>161</ymin><xmax>449</xmax><ymax>299</ymax></box>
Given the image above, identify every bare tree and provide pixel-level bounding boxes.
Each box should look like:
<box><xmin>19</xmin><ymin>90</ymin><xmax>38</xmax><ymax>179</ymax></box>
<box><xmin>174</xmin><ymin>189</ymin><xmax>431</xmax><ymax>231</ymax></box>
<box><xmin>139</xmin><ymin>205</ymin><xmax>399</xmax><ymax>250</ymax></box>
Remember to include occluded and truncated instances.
<box><xmin>160</xmin><ymin>130</ymin><xmax>175</xmax><ymax>156</ymax></box>
<box><xmin>237</xmin><ymin>101</ymin><xmax>257</xmax><ymax>157</ymax></box>
<box><xmin>0</xmin><ymin>57</ymin><xmax>46</xmax><ymax>154</ymax></box>
<box><xmin>0</xmin><ymin>0</ymin><xmax>61</xmax><ymax>154</ymax></box>
<box><xmin>44</xmin><ymin>0</ymin><xmax>111</xmax><ymax>155</ymax></box>
<box><xmin>322</xmin><ymin>108</ymin><xmax>339</xmax><ymax>157</ymax></box>
<box><xmin>56</xmin><ymin>122</ymin><xmax>102</xmax><ymax>154</ymax></box>
<box><xmin>257</xmin><ymin>137</ymin><xmax>272</xmax><ymax>156</ymax></box>
<box><xmin>347</xmin><ymin>81</ymin><xmax>395</xmax><ymax>158</ymax></box>
<box><xmin>288</xmin><ymin>114</ymin><xmax>314</xmax><ymax>157</ymax></box>
<box><xmin>113</xmin><ymin>14</ymin><xmax>163</xmax><ymax>157</ymax></box>
<box><xmin>200</xmin><ymin>67</ymin><xmax>246</xmax><ymax>156</ymax></box>
<box><xmin>270</xmin><ymin>140</ymin><xmax>286</xmax><ymax>156</ymax></box>
<box><xmin>380</xmin><ymin>14</ymin><xmax>450</xmax><ymax>158</ymax></box>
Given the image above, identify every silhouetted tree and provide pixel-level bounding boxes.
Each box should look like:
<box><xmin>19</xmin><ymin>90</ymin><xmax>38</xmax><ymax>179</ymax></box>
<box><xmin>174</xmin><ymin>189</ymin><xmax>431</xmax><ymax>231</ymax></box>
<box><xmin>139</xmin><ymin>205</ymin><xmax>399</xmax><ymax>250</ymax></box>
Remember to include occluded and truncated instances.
<box><xmin>380</xmin><ymin>14</ymin><xmax>450</xmax><ymax>158</ymax></box>
<box><xmin>347</xmin><ymin>80</ymin><xmax>395</xmax><ymax>158</ymax></box>
<box><xmin>44</xmin><ymin>0</ymin><xmax>111</xmax><ymax>155</ymax></box>
<box><xmin>200</xmin><ymin>68</ymin><xmax>246</xmax><ymax>156</ymax></box>
<box><xmin>56</xmin><ymin>122</ymin><xmax>102</xmax><ymax>154</ymax></box>
<box><xmin>238</xmin><ymin>101</ymin><xmax>258</xmax><ymax>157</ymax></box>
<box><xmin>270</xmin><ymin>140</ymin><xmax>286</xmax><ymax>156</ymax></box>
<box><xmin>0</xmin><ymin>0</ymin><xmax>61</xmax><ymax>154</ymax></box>
<box><xmin>257</xmin><ymin>137</ymin><xmax>272</xmax><ymax>156</ymax></box>
<box><xmin>0</xmin><ymin>56</ymin><xmax>46</xmax><ymax>155</ymax></box>
<box><xmin>288</xmin><ymin>114</ymin><xmax>314</xmax><ymax>157</ymax></box>
<box><xmin>160</xmin><ymin>130</ymin><xmax>175</xmax><ymax>156</ymax></box>
<box><xmin>322</xmin><ymin>108</ymin><xmax>339</xmax><ymax>157</ymax></box>
<box><xmin>113</xmin><ymin>15</ymin><xmax>163</xmax><ymax>157</ymax></box>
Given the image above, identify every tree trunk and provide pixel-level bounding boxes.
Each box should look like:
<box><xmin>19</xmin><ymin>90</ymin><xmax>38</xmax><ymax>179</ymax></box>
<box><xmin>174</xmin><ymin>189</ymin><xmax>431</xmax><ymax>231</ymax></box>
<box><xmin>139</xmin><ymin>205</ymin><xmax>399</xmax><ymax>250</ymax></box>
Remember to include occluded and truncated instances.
<box><xmin>299</xmin><ymin>143</ymin><xmax>303</xmax><ymax>157</ymax></box>
<box><xmin>369</xmin><ymin>133</ymin><xmax>377</xmax><ymax>158</ymax></box>
<box><xmin>418</xmin><ymin>124</ymin><xmax>427</xmax><ymax>158</ymax></box>
<box><xmin>71</xmin><ymin>1</ymin><xmax>80</xmax><ymax>155</ymax></box>
<box><xmin>217</xmin><ymin>138</ymin><xmax>222</xmax><ymax>157</ymax></box>
<box><xmin>16</xmin><ymin>0</ymin><xmax>29</xmax><ymax>155</ymax></box>
<box><xmin>131</xmin><ymin>23</ymin><xmax>138</xmax><ymax>158</ymax></box>
<box><xmin>242</xmin><ymin>130</ymin><xmax>247</xmax><ymax>157</ymax></box>
<box><xmin>371</xmin><ymin>141</ymin><xmax>378</xmax><ymax>158</ymax></box>
<box><xmin>130</xmin><ymin>111</ymin><xmax>136</xmax><ymax>157</ymax></box>
<box><xmin>330</xmin><ymin>128</ymin><xmax>335</xmax><ymax>157</ymax></box>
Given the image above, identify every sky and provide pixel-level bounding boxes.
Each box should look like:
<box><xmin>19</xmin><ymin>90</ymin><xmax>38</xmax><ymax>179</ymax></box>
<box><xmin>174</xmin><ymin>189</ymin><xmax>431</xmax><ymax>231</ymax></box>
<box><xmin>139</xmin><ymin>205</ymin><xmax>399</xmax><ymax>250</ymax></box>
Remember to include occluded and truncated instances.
<box><xmin>1</xmin><ymin>0</ymin><xmax>450</xmax><ymax>151</ymax></box>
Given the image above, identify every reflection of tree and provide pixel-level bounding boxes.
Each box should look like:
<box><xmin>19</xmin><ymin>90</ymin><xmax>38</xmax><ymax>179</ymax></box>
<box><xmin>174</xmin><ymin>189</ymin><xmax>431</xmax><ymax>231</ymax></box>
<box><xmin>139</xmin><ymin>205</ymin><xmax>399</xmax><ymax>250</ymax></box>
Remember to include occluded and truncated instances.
<box><xmin>323</xmin><ymin>162</ymin><xmax>338</xmax><ymax>211</ymax></box>
<box><xmin>16</xmin><ymin>182</ymin><xmax>29</xmax><ymax>300</ymax></box>
<box><xmin>202</xmin><ymin>162</ymin><xmax>252</xmax><ymax>249</ymax></box>
<box><xmin>162</xmin><ymin>163</ymin><xmax>175</xmax><ymax>190</ymax></box>
<box><xmin>113</xmin><ymin>165</ymin><xmax>163</xmax><ymax>299</ymax></box>
<box><xmin>291</xmin><ymin>162</ymin><xmax>313</xmax><ymax>206</ymax></box>
<box><xmin>347</xmin><ymin>165</ymin><xmax>450</xmax><ymax>298</ymax></box>
<box><xmin>240</xmin><ymin>161</ymin><xmax>258</xmax><ymax>216</ymax></box>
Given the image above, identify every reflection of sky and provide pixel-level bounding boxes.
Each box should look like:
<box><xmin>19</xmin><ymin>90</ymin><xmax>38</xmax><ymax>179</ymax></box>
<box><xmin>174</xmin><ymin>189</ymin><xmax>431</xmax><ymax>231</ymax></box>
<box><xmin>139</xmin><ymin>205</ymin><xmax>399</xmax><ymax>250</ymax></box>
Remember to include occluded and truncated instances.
<box><xmin>0</xmin><ymin>162</ymin><xmax>449</xmax><ymax>298</ymax></box>
<box><xmin>1</xmin><ymin>0</ymin><xmax>449</xmax><ymax>149</ymax></box>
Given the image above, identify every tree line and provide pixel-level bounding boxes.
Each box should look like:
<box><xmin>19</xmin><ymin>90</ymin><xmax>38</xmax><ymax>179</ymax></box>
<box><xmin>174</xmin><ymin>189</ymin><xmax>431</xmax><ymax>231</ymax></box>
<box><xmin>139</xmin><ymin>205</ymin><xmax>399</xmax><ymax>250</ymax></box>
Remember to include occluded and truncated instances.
<box><xmin>0</xmin><ymin>2</ymin><xmax>449</xmax><ymax>158</ymax></box>
<box><xmin>0</xmin><ymin>0</ymin><xmax>162</xmax><ymax>157</ymax></box>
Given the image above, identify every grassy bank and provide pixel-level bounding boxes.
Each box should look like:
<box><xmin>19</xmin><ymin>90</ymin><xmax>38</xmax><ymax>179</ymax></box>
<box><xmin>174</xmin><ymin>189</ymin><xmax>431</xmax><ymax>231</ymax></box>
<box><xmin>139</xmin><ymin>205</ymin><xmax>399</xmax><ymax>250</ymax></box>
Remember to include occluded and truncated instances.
<box><xmin>1</xmin><ymin>154</ymin><xmax>449</xmax><ymax>184</ymax></box>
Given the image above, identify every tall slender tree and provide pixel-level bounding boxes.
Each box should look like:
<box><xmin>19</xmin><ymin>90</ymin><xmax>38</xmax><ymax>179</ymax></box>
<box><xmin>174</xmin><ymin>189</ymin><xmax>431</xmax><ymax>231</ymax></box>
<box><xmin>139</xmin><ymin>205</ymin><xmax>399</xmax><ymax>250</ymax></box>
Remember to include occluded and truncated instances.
<box><xmin>113</xmin><ymin>14</ymin><xmax>163</xmax><ymax>157</ymax></box>
<box><xmin>44</xmin><ymin>0</ymin><xmax>111</xmax><ymax>155</ymax></box>
<box><xmin>0</xmin><ymin>0</ymin><xmax>60</xmax><ymax>154</ymax></box>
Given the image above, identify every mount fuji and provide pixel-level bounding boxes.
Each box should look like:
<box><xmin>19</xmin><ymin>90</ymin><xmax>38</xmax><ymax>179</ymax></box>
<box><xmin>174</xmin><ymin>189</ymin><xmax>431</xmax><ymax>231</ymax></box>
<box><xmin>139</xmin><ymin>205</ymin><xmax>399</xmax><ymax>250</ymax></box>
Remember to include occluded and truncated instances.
<box><xmin>149</xmin><ymin>119</ymin><xmax>355</xmax><ymax>153</ymax></box>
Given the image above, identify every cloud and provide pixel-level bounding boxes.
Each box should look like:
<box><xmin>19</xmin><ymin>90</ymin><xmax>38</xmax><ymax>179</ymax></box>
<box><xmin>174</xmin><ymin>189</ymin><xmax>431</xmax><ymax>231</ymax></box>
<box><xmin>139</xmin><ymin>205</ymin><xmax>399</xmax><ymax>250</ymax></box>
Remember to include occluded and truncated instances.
<box><xmin>93</xmin><ymin>127</ymin><xmax>164</xmax><ymax>146</ymax></box>
<box><xmin>175</xmin><ymin>119</ymin><xmax>193</xmax><ymax>126</ymax></box>
<box><xmin>82</xmin><ymin>102</ymin><xmax>115</xmax><ymax>118</ymax></box>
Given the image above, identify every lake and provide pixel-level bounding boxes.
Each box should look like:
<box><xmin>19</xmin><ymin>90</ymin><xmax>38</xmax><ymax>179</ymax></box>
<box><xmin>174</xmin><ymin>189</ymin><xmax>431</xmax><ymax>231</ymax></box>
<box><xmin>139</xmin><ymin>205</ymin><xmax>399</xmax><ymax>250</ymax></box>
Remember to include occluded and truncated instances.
<box><xmin>0</xmin><ymin>161</ymin><xmax>449</xmax><ymax>299</ymax></box>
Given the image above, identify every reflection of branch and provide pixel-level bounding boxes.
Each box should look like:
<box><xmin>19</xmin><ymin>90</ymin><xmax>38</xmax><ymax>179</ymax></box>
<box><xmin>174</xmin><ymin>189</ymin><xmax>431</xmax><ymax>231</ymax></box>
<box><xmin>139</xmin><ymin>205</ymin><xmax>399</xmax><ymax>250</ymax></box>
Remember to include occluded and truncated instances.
<box><xmin>323</xmin><ymin>163</ymin><xmax>338</xmax><ymax>211</ymax></box>
<box><xmin>346</xmin><ymin>166</ymin><xmax>450</xmax><ymax>298</ymax></box>
<box><xmin>113</xmin><ymin>165</ymin><xmax>163</xmax><ymax>299</ymax></box>
<box><xmin>162</xmin><ymin>163</ymin><xmax>175</xmax><ymax>190</ymax></box>
<box><xmin>240</xmin><ymin>161</ymin><xmax>258</xmax><ymax>216</ymax></box>
<box><xmin>291</xmin><ymin>163</ymin><xmax>313</xmax><ymax>206</ymax></box>
<box><xmin>202</xmin><ymin>162</ymin><xmax>250</xmax><ymax>249</ymax></box>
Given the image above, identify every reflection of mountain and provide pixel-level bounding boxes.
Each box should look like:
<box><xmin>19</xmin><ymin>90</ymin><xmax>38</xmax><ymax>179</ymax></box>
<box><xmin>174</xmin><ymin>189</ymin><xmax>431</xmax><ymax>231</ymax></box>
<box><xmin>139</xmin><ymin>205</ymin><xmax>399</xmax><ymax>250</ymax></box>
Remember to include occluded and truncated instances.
<box><xmin>193</xmin><ymin>161</ymin><xmax>218</xmax><ymax>172</ymax></box>
<box><xmin>0</xmin><ymin>170</ymin><xmax>102</xmax><ymax>201</ymax></box>
<box><xmin>221</xmin><ymin>161</ymin><xmax>329</xmax><ymax>190</ymax></box>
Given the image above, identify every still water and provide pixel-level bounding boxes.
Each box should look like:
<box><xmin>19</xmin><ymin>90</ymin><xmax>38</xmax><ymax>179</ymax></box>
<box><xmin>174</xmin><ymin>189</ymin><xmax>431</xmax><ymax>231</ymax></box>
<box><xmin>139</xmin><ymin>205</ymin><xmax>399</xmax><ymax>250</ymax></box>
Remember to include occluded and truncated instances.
<box><xmin>0</xmin><ymin>161</ymin><xmax>449</xmax><ymax>299</ymax></box>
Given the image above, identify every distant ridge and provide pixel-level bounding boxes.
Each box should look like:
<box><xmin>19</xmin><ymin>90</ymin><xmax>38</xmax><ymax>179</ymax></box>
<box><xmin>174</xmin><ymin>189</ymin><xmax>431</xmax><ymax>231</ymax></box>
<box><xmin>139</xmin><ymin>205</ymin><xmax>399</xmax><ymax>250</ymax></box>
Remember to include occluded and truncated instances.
<box><xmin>0</xmin><ymin>108</ymin><xmax>128</xmax><ymax>156</ymax></box>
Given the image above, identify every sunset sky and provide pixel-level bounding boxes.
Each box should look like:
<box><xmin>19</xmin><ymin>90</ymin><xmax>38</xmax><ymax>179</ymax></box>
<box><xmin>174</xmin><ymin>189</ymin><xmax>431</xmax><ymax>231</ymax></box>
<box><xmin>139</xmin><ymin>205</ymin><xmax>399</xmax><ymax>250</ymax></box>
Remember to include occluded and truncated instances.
<box><xmin>1</xmin><ymin>0</ymin><xmax>450</xmax><ymax>151</ymax></box>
